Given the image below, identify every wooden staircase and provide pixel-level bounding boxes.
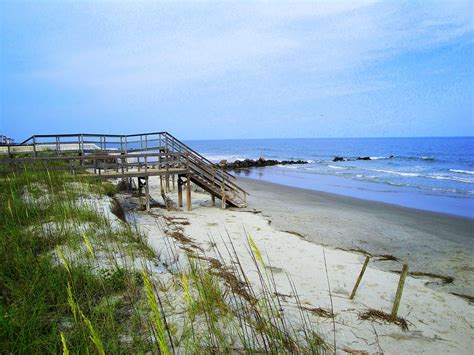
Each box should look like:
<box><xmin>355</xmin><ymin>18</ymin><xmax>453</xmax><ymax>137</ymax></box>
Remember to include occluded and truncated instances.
<box><xmin>1</xmin><ymin>132</ymin><xmax>248</xmax><ymax>208</ymax></box>
<box><xmin>161</xmin><ymin>132</ymin><xmax>247</xmax><ymax>208</ymax></box>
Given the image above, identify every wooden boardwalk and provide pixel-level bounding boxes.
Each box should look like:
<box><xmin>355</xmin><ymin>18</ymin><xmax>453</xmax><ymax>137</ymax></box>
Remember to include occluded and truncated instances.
<box><xmin>0</xmin><ymin>132</ymin><xmax>248</xmax><ymax>210</ymax></box>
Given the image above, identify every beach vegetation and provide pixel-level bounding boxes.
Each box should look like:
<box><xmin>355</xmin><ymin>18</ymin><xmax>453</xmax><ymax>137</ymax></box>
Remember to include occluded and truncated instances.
<box><xmin>0</xmin><ymin>169</ymin><xmax>328</xmax><ymax>353</ymax></box>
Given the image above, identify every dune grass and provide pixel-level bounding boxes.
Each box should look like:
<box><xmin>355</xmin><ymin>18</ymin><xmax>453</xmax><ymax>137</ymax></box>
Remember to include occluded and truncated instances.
<box><xmin>0</xmin><ymin>170</ymin><xmax>328</xmax><ymax>353</ymax></box>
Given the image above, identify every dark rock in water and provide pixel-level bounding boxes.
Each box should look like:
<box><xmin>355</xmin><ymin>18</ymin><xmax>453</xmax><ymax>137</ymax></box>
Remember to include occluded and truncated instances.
<box><xmin>333</xmin><ymin>155</ymin><xmax>393</xmax><ymax>162</ymax></box>
<box><xmin>218</xmin><ymin>157</ymin><xmax>308</xmax><ymax>170</ymax></box>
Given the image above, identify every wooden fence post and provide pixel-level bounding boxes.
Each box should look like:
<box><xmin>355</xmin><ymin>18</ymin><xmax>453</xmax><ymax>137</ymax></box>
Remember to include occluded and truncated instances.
<box><xmin>391</xmin><ymin>264</ymin><xmax>409</xmax><ymax>320</ymax></box>
<box><xmin>350</xmin><ymin>256</ymin><xmax>370</xmax><ymax>300</ymax></box>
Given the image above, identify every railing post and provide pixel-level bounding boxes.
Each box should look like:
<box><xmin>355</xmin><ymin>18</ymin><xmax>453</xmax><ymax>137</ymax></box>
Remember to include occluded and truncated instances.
<box><xmin>32</xmin><ymin>136</ymin><xmax>37</xmax><ymax>157</ymax></box>
<box><xmin>125</xmin><ymin>136</ymin><xmax>129</xmax><ymax>172</ymax></box>
<box><xmin>165</xmin><ymin>148</ymin><xmax>170</xmax><ymax>192</ymax></box>
<box><xmin>221</xmin><ymin>167</ymin><xmax>226</xmax><ymax>209</ymax></box>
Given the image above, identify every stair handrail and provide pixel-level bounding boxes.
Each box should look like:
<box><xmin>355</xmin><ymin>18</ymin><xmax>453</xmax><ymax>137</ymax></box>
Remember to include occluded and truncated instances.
<box><xmin>161</xmin><ymin>134</ymin><xmax>248</xmax><ymax>195</ymax></box>
<box><xmin>161</xmin><ymin>132</ymin><xmax>236</xmax><ymax>180</ymax></box>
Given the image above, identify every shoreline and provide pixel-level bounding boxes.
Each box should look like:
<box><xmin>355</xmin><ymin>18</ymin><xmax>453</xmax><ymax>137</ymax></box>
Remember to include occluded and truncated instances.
<box><xmin>233</xmin><ymin>167</ymin><xmax>474</xmax><ymax>219</ymax></box>
<box><xmin>237</xmin><ymin>175</ymin><xmax>474</xmax><ymax>221</ymax></box>
<box><xmin>236</xmin><ymin>176</ymin><xmax>474</xmax><ymax>297</ymax></box>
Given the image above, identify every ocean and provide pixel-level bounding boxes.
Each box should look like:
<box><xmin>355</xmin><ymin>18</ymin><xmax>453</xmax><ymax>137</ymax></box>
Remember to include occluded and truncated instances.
<box><xmin>186</xmin><ymin>137</ymin><xmax>474</xmax><ymax>219</ymax></box>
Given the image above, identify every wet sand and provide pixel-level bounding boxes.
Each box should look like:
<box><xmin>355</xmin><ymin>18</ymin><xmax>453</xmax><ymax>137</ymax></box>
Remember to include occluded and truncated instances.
<box><xmin>237</xmin><ymin>177</ymin><xmax>474</xmax><ymax>296</ymax></box>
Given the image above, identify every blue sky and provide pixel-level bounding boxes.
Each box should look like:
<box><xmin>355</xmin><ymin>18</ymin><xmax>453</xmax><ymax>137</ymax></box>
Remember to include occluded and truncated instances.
<box><xmin>1</xmin><ymin>1</ymin><xmax>473</xmax><ymax>141</ymax></box>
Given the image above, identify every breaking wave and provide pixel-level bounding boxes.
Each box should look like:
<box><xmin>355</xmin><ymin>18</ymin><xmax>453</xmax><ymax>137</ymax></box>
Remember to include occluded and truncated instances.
<box><xmin>369</xmin><ymin>169</ymin><xmax>474</xmax><ymax>184</ymax></box>
<box><xmin>450</xmin><ymin>169</ymin><xmax>474</xmax><ymax>175</ymax></box>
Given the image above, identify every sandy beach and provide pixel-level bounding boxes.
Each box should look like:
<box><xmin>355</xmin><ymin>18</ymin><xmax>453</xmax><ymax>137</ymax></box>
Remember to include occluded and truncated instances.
<box><xmin>124</xmin><ymin>175</ymin><xmax>474</xmax><ymax>354</ymax></box>
<box><xmin>238</xmin><ymin>177</ymin><xmax>474</xmax><ymax>297</ymax></box>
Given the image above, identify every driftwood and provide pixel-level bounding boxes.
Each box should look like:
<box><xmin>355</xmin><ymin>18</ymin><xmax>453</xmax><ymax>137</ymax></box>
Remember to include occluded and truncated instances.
<box><xmin>360</xmin><ymin>309</ymin><xmax>409</xmax><ymax>331</ymax></box>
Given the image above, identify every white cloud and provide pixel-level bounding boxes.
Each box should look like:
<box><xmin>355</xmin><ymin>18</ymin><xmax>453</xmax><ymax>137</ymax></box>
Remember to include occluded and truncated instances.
<box><xmin>31</xmin><ymin>27</ymin><xmax>297</xmax><ymax>90</ymax></box>
<box><xmin>27</xmin><ymin>0</ymin><xmax>473</xmax><ymax>98</ymax></box>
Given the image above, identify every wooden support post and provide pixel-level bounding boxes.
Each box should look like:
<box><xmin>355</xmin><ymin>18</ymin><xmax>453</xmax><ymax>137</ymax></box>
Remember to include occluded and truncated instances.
<box><xmin>391</xmin><ymin>264</ymin><xmax>409</xmax><ymax>320</ymax></box>
<box><xmin>350</xmin><ymin>256</ymin><xmax>370</xmax><ymax>300</ymax></box>
<box><xmin>172</xmin><ymin>174</ymin><xmax>175</xmax><ymax>192</ymax></box>
<box><xmin>186</xmin><ymin>175</ymin><xmax>192</xmax><ymax>211</ymax></box>
<box><xmin>145</xmin><ymin>176</ymin><xmax>150</xmax><ymax>211</ymax></box>
<box><xmin>177</xmin><ymin>177</ymin><xmax>183</xmax><ymax>207</ymax></box>
<box><xmin>165</xmin><ymin>148</ymin><xmax>170</xmax><ymax>192</ymax></box>
<box><xmin>138</xmin><ymin>177</ymin><xmax>143</xmax><ymax>207</ymax></box>
<box><xmin>221</xmin><ymin>193</ymin><xmax>226</xmax><ymax>209</ymax></box>
<box><xmin>211</xmin><ymin>195</ymin><xmax>216</xmax><ymax>207</ymax></box>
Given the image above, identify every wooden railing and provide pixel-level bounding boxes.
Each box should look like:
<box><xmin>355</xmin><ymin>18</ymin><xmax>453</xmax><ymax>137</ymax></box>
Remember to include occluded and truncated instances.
<box><xmin>2</xmin><ymin>132</ymin><xmax>248</xmax><ymax>207</ymax></box>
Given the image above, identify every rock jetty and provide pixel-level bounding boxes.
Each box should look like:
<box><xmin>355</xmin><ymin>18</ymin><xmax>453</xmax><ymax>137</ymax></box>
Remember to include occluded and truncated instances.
<box><xmin>217</xmin><ymin>157</ymin><xmax>308</xmax><ymax>170</ymax></box>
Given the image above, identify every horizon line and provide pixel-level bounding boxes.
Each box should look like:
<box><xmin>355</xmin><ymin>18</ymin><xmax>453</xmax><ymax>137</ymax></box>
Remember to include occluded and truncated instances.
<box><xmin>4</xmin><ymin>133</ymin><xmax>474</xmax><ymax>143</ymax></box>
<box><xmin>183</xmin><ymin>135</ymin><xmax>474</xmax><ymax>141</ymax></box>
